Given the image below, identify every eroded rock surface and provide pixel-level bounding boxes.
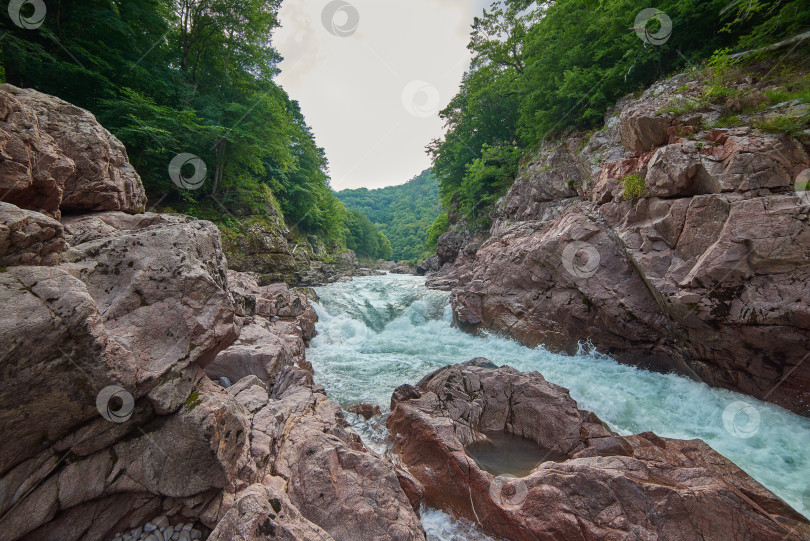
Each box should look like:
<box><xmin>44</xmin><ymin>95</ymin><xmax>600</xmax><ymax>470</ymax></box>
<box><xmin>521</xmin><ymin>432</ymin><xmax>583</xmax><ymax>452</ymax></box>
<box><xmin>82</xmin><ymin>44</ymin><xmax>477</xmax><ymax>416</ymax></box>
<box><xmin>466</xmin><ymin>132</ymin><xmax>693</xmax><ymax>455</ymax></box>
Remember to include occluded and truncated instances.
<box><xmin>0</xmin><ymin>202</ymin><xmax>66</xmax><ymax>265</ymax></box>
<box><xmin>1</xmin><ymin>84</ymin><xmax>146</xmax><ymax>214</ymax></box>
<box><xmin>433</xmin><ymin>72</ymin><xmax>810</xmax><ymax>415</ymax></box>
<box><xmin>388</xmin><ymin>360</ymin><xmax>810</xmax><ymax>541</ymax></box>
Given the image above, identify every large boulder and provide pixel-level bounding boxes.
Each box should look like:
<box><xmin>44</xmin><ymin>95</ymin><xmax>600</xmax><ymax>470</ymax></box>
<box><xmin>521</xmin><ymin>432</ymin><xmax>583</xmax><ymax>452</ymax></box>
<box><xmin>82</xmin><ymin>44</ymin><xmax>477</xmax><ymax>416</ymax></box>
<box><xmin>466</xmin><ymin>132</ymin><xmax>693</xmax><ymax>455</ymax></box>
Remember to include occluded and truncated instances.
<box><xmin>0</xmin><ymin>84</ymin><xmax>146</xmax><ymax>214</ymax></box>
<box><xmin>230</xmin><ymin>372</ymin><xmax>426</xmax><ymax>541</ymax></box>
<box><xmin>209</xmin><ymin>481</ymin><xmax>333</xmax><ymax>541</ymax></box>
<box><xmin>204</xmin><ymin>317</ymin><xmax>300</xmax><ymax>385</ymax></box>
<box><xmin>60</xmin><ymin>212</ymin><xmax>240</xmax><ymax>383</ymax></box>
<box><xmin>388</xmin><ymin>360</ymin><xmax>810</xmax><ymax>541</ymax></box>
<box><xmin>0</xmin><ymin>266</ymin><xmax>137</xmax><ymax>475</ymax></box>
<box><xmin>9</xmin><ymin>377</ymin><xmax>247</xmax><ymax>541</ymax></box>
<box><xmin>0</xmin><ymin>86</ymin><xmax>74</xmax><ymax>217</ymax></box>
<box><xmin>0</xmin><ymin>202</ymin><xmax>66</xmax><ymax>266</ymax></box>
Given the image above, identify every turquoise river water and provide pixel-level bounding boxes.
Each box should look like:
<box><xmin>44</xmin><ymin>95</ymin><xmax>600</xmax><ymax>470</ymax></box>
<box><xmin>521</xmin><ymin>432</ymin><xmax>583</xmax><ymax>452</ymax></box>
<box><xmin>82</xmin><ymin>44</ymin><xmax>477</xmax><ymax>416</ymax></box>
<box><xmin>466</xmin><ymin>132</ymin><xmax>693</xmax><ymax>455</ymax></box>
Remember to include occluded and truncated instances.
<box><xmin>308</xmin><ymin>273</ymin><xmax>810</xmax><ymax>540</ymax></box>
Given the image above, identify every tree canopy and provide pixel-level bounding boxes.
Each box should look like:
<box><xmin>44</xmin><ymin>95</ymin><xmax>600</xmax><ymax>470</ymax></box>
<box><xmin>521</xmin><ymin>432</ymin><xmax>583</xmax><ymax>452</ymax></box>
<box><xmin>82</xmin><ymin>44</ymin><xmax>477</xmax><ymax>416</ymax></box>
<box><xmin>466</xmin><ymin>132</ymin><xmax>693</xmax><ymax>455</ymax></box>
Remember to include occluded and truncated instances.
<box><xmin>429</xmin><ymin>0</ymin><xmax>810</xmax><ymax>228</ymax></box>
<box><xmin>337</xmin><ymin>170</ymin><xmax>441</xmax><ymax>261</ymax></box>
<box><xmin>0</xmin><ymin>0</ymin><xmax>388</xmax><ymax>252</ymax></box>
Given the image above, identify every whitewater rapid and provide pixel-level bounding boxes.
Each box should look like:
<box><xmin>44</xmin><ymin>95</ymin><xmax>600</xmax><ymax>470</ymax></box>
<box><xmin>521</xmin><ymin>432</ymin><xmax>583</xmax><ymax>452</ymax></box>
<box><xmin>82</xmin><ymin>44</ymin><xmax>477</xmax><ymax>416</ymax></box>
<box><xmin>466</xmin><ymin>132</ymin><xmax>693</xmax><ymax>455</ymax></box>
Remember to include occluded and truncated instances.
<box><xmin>308</xmin><ymin>273</ymin><xmax>810</xmax><ymax>537</ymax></box>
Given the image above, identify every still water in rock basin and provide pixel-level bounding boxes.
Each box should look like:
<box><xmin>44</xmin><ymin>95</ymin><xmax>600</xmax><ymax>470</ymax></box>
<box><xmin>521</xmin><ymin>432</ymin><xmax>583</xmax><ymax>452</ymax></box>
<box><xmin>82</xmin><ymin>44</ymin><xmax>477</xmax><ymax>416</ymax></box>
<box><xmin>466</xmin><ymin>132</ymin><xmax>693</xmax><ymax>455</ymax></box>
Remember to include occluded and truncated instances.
<box><xmin>466</xmin><ymin>432</ymin><xmax>568</xmax><ymax>478</ymax></box>
<box><xmin>308</xmin><ymin>273</ymin><xmax>810</xmax><ymax>538</ymax></box>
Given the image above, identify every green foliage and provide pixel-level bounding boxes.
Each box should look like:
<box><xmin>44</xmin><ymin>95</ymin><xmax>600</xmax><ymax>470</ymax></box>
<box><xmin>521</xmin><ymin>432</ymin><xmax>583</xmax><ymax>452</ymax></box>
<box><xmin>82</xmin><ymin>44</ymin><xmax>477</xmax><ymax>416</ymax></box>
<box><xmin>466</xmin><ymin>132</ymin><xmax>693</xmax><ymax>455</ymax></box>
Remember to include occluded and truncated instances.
<box><xmin>0</xmin><ymin>0</ymin><xmax>347</xmax><ymax>246</ymax></box>
<box><xmin>755</xmin><ymin>113</ymin><xmax>809</xmax><ymax>136</ymax></box>
<box><xmin>721</xmin><ymin>0</ymin><xmax>810</xmax><ymax>49</ymax></box>
<box><xmin>460</xmin><ymin>143</ymin><xmax>520</xmax><ymax>228</ymax></box>
<box><xmin>620</xmin><ymin>174</ymin><xmax>647</xmax><ymax>202</ymax></box>
<box><xmin>425</xmin><ymin>212</ymin><xmax>451</xmax><ymax>250</ymax></box>
<box><xmin>429</xmin><ymin>0</ymin><xmax>809</xmax><ymax>226</ymax></box>
<box><xmin>703</xmin><ymin>48</ymin><xmax>739</xmax><ymax>102</ymax></box>
<box><xmin>345</xmin><ymin>210</ymin><xmax>392</xmax><ymax>260</ymax></box>
<box><xmin>336</xmin><ymin>170</ymin><xmax>441</xmax><ymax>261</ymax></box>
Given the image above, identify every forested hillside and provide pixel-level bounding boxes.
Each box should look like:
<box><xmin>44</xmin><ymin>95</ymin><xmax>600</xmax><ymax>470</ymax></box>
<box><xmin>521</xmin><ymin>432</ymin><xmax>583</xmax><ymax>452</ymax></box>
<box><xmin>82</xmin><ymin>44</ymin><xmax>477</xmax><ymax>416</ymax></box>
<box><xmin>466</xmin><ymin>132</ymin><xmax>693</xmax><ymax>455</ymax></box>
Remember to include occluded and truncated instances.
<box><xmin>429</xmin><ymin>0</ymin><xmax>810</xmax><ymax>229</ymax></box>
<box><xmin>0</xmin><ymin>0</ymin><xmax>386</xmax><ymax>258</ymax></box>
<box><xmin>337</xmin><ymin>169</ymin><xmax>441</xmax><ymax>261</ymax></box>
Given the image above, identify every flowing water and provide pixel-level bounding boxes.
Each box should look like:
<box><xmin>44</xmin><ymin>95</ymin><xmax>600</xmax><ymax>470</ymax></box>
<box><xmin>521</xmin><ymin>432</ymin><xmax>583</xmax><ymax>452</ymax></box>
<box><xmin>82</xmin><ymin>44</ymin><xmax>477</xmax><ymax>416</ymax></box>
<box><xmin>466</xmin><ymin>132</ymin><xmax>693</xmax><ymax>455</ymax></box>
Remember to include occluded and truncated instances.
<box><xmin>308</xmin><ymin>273</ymin><xmax>810</xmax><ymax>538</ymax></box>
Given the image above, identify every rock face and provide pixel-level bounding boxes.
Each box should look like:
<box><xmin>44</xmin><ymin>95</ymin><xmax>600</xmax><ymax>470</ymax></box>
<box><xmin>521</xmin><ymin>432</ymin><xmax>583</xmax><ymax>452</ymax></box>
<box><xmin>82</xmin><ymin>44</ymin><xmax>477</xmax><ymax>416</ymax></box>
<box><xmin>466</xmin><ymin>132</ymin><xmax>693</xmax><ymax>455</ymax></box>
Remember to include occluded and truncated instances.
<box><xmin>433</xmin><ymin>72</ymin><xmax>810</xmax><ymax>416</ymax></box>
<box><xmin>388</xmin><ymin>360</ymin><xmax>810</xmax><ymax>541</ymax></box>
<box><xmin>0</xmin><ymin>84</ymin><xmax>147</xmax><ymax>216</ymax></box>
<box><xmin>222</xmin><ymin>214</ymin><xmax>361</xmax><ymax>287</ymax></box>
<box><xmin>0</xmin><ymin>87</ymin><xmax>423</xmax><ymax>541</ymax></box>
<box><xmin>416</xmin><ymin>254</ymin><xmax>440</xmax><ymax>276</ymax></box>
<box><xmin>0</xmin><ymin>202</ymin><xmax>66</xmax><ymax>265</ymax></box>
<box><xmin>204</xmin><ymin>271</ymin><xmax>318</xmax><ymax>384</ymax></box>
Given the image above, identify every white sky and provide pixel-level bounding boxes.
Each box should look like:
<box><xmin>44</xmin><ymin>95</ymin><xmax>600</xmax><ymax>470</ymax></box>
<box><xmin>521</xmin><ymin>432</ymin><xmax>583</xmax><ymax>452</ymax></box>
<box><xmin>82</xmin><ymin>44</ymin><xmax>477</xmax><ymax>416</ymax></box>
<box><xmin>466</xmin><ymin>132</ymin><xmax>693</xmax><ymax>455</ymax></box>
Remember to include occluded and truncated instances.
<box><xmin>274</xmin><ymin>0</ymin><xmax>492</xmax><ymax>190</ymax></box>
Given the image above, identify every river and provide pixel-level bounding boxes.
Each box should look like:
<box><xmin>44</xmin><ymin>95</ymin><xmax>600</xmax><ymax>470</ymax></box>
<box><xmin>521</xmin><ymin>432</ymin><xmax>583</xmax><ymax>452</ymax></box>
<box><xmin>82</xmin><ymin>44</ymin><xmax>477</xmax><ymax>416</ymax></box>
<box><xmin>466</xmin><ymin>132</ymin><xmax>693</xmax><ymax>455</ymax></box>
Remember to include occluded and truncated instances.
<box><xmin>308</xmin><ymin>273</ymin><xmax>810</xmax><ymax>539</ymax></box>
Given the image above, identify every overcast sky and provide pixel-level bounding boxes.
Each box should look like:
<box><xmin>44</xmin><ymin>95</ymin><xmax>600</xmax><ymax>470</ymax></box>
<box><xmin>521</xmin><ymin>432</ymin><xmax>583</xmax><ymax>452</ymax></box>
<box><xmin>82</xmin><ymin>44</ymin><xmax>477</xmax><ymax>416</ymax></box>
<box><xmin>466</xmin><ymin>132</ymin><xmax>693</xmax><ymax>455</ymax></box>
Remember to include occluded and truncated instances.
<box><xmin>274</xmin><ymin>0</ymin><xmax>492</xmax><ymax>190</ymax></box>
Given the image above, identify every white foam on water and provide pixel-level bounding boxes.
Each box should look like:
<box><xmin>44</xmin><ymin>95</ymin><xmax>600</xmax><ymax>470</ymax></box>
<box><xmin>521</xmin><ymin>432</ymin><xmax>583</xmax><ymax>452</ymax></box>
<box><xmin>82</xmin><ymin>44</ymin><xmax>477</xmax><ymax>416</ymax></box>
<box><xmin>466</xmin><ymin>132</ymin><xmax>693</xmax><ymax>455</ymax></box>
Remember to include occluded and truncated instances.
<box><xmin>309</xmin><ymin>273</ymin><xmax>810</xmax><ymax>538</ymax></box>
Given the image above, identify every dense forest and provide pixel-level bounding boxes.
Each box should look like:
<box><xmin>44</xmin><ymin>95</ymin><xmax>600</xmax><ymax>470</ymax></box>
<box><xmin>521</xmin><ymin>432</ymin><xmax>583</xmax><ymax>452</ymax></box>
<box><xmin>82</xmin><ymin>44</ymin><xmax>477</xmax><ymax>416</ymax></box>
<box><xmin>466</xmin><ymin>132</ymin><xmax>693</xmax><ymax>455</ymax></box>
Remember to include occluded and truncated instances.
<box><xmin>0</xmin><ymin>0</ymin><xmax>387</xmax><ymax>257</ymax></box>
<box><xmin>429</xmin><ymin>0</ymin><xmax>810</xmax><ymax>229</ymax></box>
<box><xmin>337</xmin><ymin>170</ymin><xmax>441</xmax><ymax>261</ymax></box>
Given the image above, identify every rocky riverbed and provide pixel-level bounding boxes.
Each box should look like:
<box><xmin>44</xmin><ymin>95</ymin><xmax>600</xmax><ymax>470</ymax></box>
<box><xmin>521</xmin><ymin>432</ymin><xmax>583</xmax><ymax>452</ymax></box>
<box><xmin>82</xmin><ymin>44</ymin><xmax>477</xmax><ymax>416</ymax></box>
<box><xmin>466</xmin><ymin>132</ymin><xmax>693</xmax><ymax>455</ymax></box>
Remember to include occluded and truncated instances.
<box><xmin>2</xmin><ymin>80</ymin><xmax>809</xmax><ymax>541</ymax></box>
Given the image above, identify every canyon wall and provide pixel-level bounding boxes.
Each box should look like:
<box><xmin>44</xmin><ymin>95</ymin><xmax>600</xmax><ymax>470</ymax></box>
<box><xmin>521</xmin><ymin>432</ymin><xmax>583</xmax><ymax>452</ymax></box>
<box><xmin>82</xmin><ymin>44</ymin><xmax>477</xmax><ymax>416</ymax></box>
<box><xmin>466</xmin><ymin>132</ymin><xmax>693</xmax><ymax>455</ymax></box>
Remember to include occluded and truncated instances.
<box><xmin>430</xmin><ymin>72</ymin><xmax>810</xmax><ymax>416</ymax></box>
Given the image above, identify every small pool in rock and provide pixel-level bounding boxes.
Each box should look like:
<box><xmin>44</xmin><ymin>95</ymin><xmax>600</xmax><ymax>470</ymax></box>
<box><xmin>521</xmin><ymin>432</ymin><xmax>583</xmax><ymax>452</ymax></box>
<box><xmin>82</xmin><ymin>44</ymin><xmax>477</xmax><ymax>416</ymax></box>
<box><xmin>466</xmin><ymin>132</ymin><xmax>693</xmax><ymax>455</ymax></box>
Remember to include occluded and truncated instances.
<box><xmin>466</xmin><ymin>432</ymin><xmax>568</xmax><ymax>477</ymax></box>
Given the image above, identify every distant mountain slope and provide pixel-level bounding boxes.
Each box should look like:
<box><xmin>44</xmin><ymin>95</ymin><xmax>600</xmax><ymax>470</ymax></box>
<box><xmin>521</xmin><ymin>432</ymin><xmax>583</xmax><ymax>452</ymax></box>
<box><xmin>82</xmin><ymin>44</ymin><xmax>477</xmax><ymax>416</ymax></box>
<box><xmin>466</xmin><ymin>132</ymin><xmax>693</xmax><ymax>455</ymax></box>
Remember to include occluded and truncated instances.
<box><xmin>336</xmin><ymin>169</ymin><xmax>440</xmax><ymax>261</ymax></box>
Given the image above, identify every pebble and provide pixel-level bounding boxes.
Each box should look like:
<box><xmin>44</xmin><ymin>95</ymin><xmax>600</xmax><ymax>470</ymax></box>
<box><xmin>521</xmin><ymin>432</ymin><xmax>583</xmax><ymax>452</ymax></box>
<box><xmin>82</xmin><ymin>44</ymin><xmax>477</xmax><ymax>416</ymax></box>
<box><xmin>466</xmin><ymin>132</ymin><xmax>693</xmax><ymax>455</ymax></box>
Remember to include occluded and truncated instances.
<box><xmin>111</xmin><ymin>518</ymin><xmax>203</xmax><ymax>541</ymax></box>
<box><xmin>219</xmin><ymin>376</ymin><xmax>232</xmax><ymax>388</ymax></box>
